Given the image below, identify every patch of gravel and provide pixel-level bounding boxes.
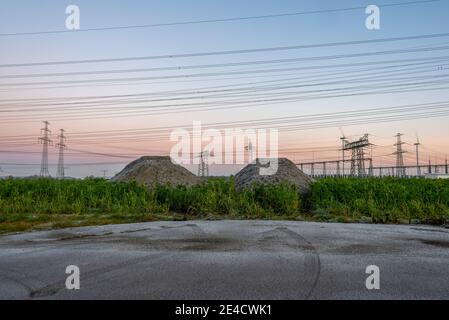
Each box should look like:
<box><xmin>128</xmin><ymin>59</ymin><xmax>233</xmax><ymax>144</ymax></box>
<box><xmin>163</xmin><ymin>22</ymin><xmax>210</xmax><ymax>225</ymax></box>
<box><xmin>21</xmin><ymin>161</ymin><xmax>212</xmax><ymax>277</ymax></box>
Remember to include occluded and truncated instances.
<box><xmin>112</xmin><ymin>156</ymin><xmax>201</xmax><ymax>187</ymax></box>
<box><xmin>235</xmin><ymin>158</ymin><xmax>313</xmax><ymax>195</ymax></box>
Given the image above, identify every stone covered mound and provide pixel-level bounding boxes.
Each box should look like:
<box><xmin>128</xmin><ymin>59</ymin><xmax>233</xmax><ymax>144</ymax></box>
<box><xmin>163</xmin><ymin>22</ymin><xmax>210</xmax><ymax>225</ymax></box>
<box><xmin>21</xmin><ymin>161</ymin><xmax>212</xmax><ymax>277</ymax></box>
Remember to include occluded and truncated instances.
<box><xmin>112</xmin><ymin>156</ymin><xmax>200</xmax><ymax>187</ymax></box>
<box><xmin>235</xmin><ymin>158</ymin><xmax>312</xmax><ymax>195</ymax></box>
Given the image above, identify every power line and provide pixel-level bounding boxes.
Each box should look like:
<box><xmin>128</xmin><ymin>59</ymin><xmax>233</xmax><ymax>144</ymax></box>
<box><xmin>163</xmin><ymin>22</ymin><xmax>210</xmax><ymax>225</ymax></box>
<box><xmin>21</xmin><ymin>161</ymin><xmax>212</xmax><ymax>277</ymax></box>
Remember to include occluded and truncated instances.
<box><xmin>0</xmin><ymin>0</ymin><xmax>440</xmax><ymax>37</ymax></box>
<box><xmin>3</xmin><ymin>101</ymin><xmax>449</xmax><ymax>145</ymax></box>
<box><xmin>3</xmin><ymin>32</ymin><xmax>449</xmax><ymax>68</ymax></box>
<box><xmin>1</xmin><ymin>60</ymin><xmax>448</xmax><ymax>116</ymax></box>
<box><xmin>3</xmin><ymin>52</ymin><xmax>447</xmax><ymax>80</ymax></box>
<box><xmin>3</xmin><ymin>48</ymin><xmax>449</xmax><ymax>87</ymax></box>
<box><xmin>3</xmin><ymin>60</ymin><xmax>446</xmax><ymax>111</ymax></box>
<box><xmin>3</xmin><ymin>56</ymin><xmax>447</xmax><ymax>93</ymax></box>
<box><xmin>2</xmin><ymin>74</ymin><xmax>449</xmax><ymax>123</ymax></box>
<box><xmin>1</xmin><ymin>141</ymin><xmax>446</xmax><ymax>170</ymax></box>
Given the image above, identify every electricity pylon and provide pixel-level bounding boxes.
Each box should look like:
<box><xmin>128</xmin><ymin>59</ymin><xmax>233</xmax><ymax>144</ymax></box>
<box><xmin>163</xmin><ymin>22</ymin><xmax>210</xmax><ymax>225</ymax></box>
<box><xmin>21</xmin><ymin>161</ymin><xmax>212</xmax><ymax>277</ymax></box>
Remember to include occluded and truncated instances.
<box><xmin>197</xmin><ymin>151</ymin><xmax>209</xmax><ymax>177</ymax></box>
<box><xmin>56</xmin><ymin>129</ymin><xmax>67</xmax><ymax>179</ymax></box>
<box><xmin>38</xmin><ymin>121</ymin><xmax>52</xmax><ymax>177</ymax></box>
<box><xmin>394</xmin><ymin>133</ymin><xmax>407</xmax><ymax>177</ymax></box>
<box><xmin>245</xmin><ymin>141</ymin><xmax>254</xmax><ymax>163</ymax></box>
<box><xmin>343</xmin><ymin>134</ymin><xmax>370</xmax><ymax>177</ymax></box>
<box><xmin>339</xmin><ymin>127</ymin><xmax>348</xmax><ymax>177</ymax></box>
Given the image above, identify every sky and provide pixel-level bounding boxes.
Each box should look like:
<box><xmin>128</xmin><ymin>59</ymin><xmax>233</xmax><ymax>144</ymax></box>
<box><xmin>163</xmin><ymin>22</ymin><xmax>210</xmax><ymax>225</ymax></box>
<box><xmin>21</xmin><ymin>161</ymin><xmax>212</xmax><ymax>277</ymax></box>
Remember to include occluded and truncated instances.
<box><xmin>1</xmin><ymin>0</ymin><xmax>449</xmax><ymax>177</ymax></box>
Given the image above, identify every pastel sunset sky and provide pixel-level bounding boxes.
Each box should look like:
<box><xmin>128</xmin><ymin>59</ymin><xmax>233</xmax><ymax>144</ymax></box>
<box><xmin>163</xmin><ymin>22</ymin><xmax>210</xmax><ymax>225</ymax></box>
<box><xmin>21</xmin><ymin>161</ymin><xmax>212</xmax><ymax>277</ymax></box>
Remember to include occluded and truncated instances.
<box><xmin>1</xmin><ymin>0</ymin><xmax>449</xmax><ymax>177</ymax></box>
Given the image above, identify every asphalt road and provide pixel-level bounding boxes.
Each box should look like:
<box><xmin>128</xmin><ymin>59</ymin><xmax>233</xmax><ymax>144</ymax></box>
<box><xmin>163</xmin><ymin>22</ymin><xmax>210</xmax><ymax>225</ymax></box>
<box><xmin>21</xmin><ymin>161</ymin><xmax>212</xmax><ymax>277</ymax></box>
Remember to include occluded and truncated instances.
<box><xmin>0</xmin><ymin>220</ymin><xmax>448</xmax><ymax>299</ymax></box>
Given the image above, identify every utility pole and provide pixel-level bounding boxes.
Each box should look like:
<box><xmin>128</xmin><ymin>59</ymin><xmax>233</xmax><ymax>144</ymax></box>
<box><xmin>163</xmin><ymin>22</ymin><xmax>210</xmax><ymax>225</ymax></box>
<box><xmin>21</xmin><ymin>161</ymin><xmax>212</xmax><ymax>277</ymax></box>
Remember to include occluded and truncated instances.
<box><xmin>339</xmin><ymin>128</ymin><xmax>347</xmax><ymax>177</ymax></box>
<box><xmin>442</xmin><ymin>156</ymin><xmax>449</xmax><ymax>174</ymax></box>
<box><xmin>245</xmin><ymin>141</ymin><xmax>254</xmax><ymax>163</ymax></box>
<box><xmin>394</xmin><ymin>133</ymin><xmax>406</xmax><ymax>178</ymax></box>
<box><xmin>336</xmin><ymin>161</ymin><xmax>341</xmax><ymax>177</ymax></box>
<box><xmin>198</xmin><ymin>151</ymin><xmax>209</xmax><ymax>177</ymax></box>
<box><xmin>56</xmin><ymin>129</ymin><xmax>67</xmax><ymax>179</ymax></box>
<box><xmin>368</xmin><ymin>158</ymin><xmax>373</xmax><ymax>177</ymax></box>
<box><xmin>414</xmin><ymin>142</ymin><xmax>421</xmax><ymax>176</ymax></box>
<box><xmin>444</xmin><ymin>155</ymin><xmax>449</xmax><ymax>174</ymax></box>
<box><xmin>414</xmin><ymin>134</ymin><xmax>421</xmax><ymax>176</ymax></box>
<box><xmin>340</xmin><ymin>136</ymin><xmax>346</xmax><ymax>176</ymax></box>
<box><xmin>101</xmin><ymin>170</ymin><xmax>108</xmax><ymax>179</ymax></box>
<box><xmin>38</xmin><ymin>121</ymin><xmax>52</xmax><ymax>177</ymax></box>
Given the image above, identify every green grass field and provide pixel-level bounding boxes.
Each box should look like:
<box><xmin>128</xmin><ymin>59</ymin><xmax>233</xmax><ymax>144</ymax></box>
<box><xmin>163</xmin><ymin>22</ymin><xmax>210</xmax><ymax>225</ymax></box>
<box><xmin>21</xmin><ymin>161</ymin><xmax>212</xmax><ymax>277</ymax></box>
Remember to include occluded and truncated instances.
<box><xmin>308</xmin><ymin>177</ymin><xmax>449</xmax><ymax>224</ymax></box>
<box><xmin>0</xmin><ymin>176</ymin><xmax>448</xmax><ymax>233</ymax></box>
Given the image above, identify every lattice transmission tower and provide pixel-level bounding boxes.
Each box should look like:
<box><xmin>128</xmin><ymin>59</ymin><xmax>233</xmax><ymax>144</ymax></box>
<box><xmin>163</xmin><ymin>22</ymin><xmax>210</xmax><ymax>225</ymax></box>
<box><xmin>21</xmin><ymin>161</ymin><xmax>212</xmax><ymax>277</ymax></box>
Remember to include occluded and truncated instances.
<box><xmin>343</xmin><ymin>134</ymin><xmax>370</xmax><ymax>177</ymax></box>
<box><xmin>38</xmin><ymin>121</ymin><xmax>52</xmax><ymax>177</ymax></box>
<box><xmin>394</xmin><ymin>133</ymin><xmax>407</xmax><ymax>177</ymax></box>
<box><xmin>197</xmin><ymin>151</ymin><xmax>209</xmax><ymax>177</ymax></box>
<box><xmin>56</xmin><ymin>129</ymin><xmax>67</xmax><ymax>179</ymax></box>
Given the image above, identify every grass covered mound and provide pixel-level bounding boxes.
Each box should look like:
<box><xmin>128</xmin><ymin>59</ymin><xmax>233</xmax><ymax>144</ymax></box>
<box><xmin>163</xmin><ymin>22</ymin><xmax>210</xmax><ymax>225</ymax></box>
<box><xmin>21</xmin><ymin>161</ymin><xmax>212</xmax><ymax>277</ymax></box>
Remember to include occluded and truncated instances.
<box><xmin>112</xmin><ymin>156</ymin><xmax>201</xmax><ymax>186</ymax></box>
<box><xmin>235</xmin><ymin>158</ymin><xmax>312</xmax><ymax>195</ymax></box>
<box><xmin>309</xmin><ymin>177</ymin><xmax>449</xmax><ymax>224</ymax></box>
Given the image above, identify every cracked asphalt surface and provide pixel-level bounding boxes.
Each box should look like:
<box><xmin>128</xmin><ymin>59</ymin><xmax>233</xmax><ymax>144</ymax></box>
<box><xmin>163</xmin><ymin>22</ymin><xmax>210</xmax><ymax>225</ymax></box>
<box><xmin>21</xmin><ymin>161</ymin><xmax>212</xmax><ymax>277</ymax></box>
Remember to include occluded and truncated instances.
<box><xmin>0</xmin><ymin>220</ymin><xmax>448</xmax><ymax>299</ymax></box>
